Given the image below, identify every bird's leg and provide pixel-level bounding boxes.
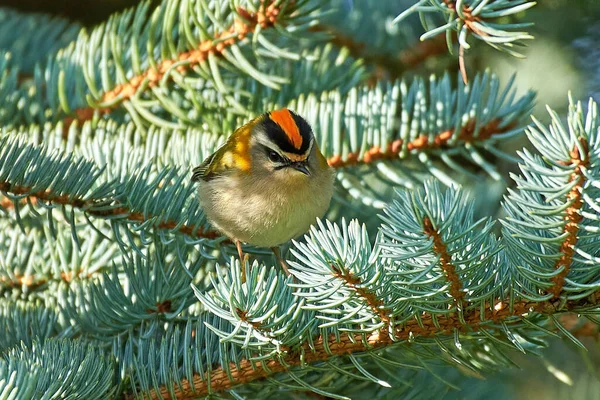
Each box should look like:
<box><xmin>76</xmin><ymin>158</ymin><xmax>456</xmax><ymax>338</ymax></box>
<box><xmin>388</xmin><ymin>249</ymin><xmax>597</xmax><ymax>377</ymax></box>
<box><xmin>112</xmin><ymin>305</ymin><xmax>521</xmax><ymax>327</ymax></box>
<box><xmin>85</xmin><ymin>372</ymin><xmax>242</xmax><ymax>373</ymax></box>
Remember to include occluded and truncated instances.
<box><xmin>271</xmin><ymin>246</ymin><xmax>291</xmax><ymax>277</ymax></box>
<box><xmin>236</xmin><ymin>240</ymin><xmax>248</xmax><ymax>283</ymax></box>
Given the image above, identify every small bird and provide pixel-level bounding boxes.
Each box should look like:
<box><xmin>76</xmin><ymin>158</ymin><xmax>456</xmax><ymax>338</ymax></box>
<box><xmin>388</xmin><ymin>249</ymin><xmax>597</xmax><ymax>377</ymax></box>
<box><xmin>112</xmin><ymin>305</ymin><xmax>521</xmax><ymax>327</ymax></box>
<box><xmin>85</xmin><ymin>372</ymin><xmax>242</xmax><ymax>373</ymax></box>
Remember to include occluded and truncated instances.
<box><xmin>191</xmin><ymin>109</ymin><xmax>334</xmax><ymax>278</ymax></box>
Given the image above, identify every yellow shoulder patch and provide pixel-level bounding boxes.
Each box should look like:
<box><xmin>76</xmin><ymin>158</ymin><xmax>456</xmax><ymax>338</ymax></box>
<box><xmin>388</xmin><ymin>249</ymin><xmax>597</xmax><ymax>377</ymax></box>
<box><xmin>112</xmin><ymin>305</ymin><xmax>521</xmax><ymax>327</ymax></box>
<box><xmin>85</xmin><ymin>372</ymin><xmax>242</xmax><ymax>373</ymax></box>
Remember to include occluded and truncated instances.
<box><xmin>229</xmin><ymin>118</ymin><xmax>253</xmax><ymax>172</ymax></box>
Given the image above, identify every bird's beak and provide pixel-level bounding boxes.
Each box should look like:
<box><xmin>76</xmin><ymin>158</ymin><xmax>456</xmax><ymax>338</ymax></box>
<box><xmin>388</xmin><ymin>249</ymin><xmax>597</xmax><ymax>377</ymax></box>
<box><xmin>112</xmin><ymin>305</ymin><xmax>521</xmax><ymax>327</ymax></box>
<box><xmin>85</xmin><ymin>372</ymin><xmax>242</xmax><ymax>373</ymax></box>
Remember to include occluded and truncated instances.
<box><xmin>291</xmin><ymin>162</ymin><xmax>310</xmax><ymax>176</ymax></box>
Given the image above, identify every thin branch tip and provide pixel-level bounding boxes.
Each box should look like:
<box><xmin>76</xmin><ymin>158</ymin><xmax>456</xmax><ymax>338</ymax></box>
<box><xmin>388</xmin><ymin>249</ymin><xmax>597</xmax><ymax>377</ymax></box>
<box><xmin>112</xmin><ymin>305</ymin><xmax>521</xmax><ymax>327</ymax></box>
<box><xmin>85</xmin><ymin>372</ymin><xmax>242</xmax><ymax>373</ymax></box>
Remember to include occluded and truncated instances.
<box><xmin>550</xmin><ymin>138</ymin><xmax>589</xmax><ymax>298</ymax></box>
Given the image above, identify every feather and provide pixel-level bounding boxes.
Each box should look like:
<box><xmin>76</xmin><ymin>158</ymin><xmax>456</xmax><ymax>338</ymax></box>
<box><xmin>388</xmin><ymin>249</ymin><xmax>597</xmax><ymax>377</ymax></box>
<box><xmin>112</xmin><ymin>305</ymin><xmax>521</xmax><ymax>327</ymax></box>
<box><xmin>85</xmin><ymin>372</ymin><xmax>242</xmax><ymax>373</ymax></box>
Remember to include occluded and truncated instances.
<box><xmin>191</xmin><ymin>117</ymin><xmax>257</xmax><ymax>182</ymax></box>
<box><xmin>191</xmin><ymin>151</ymin><xmax>217</xmax><ymax>182</ymax></box>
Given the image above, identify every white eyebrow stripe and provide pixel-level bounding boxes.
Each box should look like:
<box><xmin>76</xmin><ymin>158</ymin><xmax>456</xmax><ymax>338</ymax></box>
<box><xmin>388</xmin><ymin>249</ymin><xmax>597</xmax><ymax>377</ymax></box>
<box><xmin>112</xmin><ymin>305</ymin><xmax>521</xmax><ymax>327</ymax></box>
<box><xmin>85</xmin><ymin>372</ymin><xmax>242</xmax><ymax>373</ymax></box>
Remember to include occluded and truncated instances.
<box><xmin>253</xmin><ymin>129</ymin><xmax>281</xmax><ymax>152</ymax></box>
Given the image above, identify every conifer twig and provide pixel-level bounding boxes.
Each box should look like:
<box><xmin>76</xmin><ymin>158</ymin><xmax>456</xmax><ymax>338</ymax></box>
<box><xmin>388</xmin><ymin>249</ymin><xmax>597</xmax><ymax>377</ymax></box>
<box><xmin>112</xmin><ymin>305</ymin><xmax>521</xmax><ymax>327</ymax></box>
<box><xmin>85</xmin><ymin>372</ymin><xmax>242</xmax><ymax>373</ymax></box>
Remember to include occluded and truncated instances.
<box><xmin>2</xmin><ymin>117</ymin><xmax>513</xmax><ymax>220</ymax></box>
<box><xmin>137</xmin><ymin>292</ymin><xmax>600</xmax><ymax>399</ymax></box>
<box><xmin>0</xmin><ymin>270</ymin><xmax>95</xmax><ymax>291</ymax></box>
<box><xmin>422</xmin><ymin>216</ymin><xmax>464</xmax><ymax>304</ymax></box>
<box><xmin>330</xmin><ymin>263</ymin><xmax>391</xmax><ymax>336</ymax></box>
<box><xmin>68</xmin><ymin>3</ymin><xmax>285</xmax><ymax>125</ymax></box>
<box><xmin>327</xmin><ymin>118</ymin><xmax>513</xmax><ymax>168</ymax></box>
<box><xmin>550</xmin><ymin>139</ymin><xmax>589</xmax><ymax>298</ymax></box>
<box><xmin>0</xmin><ymin>182</ymin><xmax>221</xmax><ymax>240</ymax></box>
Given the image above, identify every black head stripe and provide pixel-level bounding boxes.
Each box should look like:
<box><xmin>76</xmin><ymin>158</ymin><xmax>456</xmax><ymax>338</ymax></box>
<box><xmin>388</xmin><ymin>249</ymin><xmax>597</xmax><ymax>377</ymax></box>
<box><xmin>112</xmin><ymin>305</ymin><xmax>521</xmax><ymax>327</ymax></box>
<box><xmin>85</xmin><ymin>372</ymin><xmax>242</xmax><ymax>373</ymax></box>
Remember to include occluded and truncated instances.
<box><xmin>261</xmin><ymin>111</ymin><xmax>313</xmax><ymax>155</ymax></box>
<box><xmin>289</xmin><ymin>110</ymin><xmax>313</xmax><ymax>152</ymax></box>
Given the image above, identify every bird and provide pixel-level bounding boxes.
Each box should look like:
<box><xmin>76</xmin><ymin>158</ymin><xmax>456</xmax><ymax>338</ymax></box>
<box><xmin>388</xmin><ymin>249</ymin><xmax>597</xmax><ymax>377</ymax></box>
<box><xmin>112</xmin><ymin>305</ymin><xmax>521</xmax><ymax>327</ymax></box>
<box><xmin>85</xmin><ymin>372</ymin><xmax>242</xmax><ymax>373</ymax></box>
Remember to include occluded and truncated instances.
<box><xmin>191</xmin><ymin>108</ymin><xmax>335</xmax><ymax>279</ymax></box>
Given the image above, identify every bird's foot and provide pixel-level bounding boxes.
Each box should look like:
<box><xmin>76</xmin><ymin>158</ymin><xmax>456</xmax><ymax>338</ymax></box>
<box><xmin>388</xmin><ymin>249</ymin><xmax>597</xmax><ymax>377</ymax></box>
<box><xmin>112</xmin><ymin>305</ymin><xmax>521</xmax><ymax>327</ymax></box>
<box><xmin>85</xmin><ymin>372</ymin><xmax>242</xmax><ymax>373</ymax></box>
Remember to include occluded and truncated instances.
<box><xmin>271</xmin><ymin>246</ymin><xmax>292</xmax><ymax>277</ymax></box>
<box><xmin>236</xmin><ymin>240</ymin><xmax>249</xmax><ymax>283</ymax></box>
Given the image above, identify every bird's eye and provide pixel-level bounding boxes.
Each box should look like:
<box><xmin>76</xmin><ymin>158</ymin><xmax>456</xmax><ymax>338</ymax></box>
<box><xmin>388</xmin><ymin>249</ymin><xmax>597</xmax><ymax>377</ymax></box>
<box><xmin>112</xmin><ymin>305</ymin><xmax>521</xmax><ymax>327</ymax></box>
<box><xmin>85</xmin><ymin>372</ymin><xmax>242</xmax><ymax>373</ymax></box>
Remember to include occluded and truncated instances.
<box><xmin>268</xmin><ymin>151</ymin><xmax>282</xmax><ymax>163</ymax></box>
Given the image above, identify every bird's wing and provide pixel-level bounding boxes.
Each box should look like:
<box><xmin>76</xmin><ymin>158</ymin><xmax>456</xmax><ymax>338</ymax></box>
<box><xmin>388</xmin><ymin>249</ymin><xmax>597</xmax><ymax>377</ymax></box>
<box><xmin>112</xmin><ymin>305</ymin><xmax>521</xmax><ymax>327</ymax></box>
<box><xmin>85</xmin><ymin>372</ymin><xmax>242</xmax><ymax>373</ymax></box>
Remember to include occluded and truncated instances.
<box><xmin>191</xmin><ymin>118</ymin><xmax>257</xmax><ymax>182</ymax></box>
<box><xmin>191</xmin><ymin>145</ymin><xmax>227</xmax><ymax>182</ymax></box>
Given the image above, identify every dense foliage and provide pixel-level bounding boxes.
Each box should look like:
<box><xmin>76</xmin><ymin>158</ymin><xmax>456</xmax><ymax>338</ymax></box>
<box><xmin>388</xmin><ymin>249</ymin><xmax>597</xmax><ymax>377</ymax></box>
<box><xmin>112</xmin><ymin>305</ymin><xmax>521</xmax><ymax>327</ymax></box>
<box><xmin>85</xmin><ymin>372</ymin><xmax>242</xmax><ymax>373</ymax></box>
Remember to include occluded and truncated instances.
<box><xmin>1</xmin><ymin>1</ymin><xmax>599</xmax><ymax>399</ymax></box>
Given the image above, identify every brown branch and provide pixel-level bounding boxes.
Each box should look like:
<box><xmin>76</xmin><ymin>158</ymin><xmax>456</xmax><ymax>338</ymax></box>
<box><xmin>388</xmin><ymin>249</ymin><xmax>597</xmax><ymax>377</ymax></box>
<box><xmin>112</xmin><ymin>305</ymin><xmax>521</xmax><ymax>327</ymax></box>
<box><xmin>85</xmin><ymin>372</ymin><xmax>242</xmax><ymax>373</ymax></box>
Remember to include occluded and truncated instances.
<box><xmin>0</xmin><ymin>274</ymin><xmax>48</xmax><ymax>291</ymax></box>
<box><xmin>236</xmin><ymin>308</ymin><xmax>265</xmax><ymax>331</ymax></box>
<box><xmin>66</xmin><ymin>3</ymin><xmax>283</xmax><ymax>126</ymax></box>
<box><xmin>330</xmin><ymin>263</ymin><xmax>391</xmax><ymax>335</ymax></box>
<box><xmin>0</xmin><ymin>269</ymin><xmax>95</xmax><ymax>291</ymax></box>
<box><xmin>0</xmin><ymin>182</ymin><xmax>221</xmax><ymax>241</ymax></box>
<box><xmin>327</xmin><ymin>117</ymin><xmax>511</xmax><ymax>168</ymax></box>
<box><xmin>1</xmin><ymin>119</ymin><xmax>512</xmax><ymax>247</ymax></box>
<box><xmin>1</xmin><ymin>196</ymin><xmax>22</xmax><ymax>210</ymax></box>
<box><xmin>1</xmin><ymin>195</ymin><xmax>38</xmax><ymax>210</ymax></box>
<box><xmin>458</xmin><ymin>43</ymin><xmax>467</xmax><ymax>85</ymax></box>
<box><xmin>152</xmin><ymin>300</ymin><xmax>173</xmax><ymax>314</ymax></box>
<box><xmin>422</xmin><ymin>216</ymin><xmax>464</xmax><ymax>303</ymax></box>
<box><xmin>3</xmin><ymin>117</ymin><xmax>511</xmax><ymax>220</ymax></box>
<box><xmin>550</xmin><ymin>139</ymin><xmax>589</xmax><ymax>298</ymax></box>
<box><xmin>442</xmin><ymin>1</ymin><xmax>486</xmax><ymax>37</ymax></box>
<box><xmin>443</xmin><ymin>0</ymin><xmax>487</xmax><ymax>85</ymax></box>
<box><xmin>137</xmin><ymin>292</ymin><xmax>600</xmax><ymax>400</ymax></box>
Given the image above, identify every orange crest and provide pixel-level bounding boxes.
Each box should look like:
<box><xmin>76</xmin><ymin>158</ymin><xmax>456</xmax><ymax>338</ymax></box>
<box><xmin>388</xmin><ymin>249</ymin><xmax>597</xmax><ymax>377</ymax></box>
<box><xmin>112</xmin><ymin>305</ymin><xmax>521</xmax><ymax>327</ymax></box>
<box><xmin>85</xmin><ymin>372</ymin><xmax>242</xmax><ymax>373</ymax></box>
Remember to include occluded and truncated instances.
<box><xmin>269</xmin><ymin>109</ymin><xmax>302</xmax><ymax>150</ymax></box>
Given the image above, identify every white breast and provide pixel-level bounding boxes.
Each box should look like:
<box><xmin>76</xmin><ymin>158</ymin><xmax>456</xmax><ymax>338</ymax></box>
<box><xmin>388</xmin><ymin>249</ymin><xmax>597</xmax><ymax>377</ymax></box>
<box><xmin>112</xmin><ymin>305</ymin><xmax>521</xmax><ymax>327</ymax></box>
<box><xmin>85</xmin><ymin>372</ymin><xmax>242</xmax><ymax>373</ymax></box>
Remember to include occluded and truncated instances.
<box><xmin>198</xmin><ymin>169</ymin><xmax>334</xmax><ymax>248</ymax></box>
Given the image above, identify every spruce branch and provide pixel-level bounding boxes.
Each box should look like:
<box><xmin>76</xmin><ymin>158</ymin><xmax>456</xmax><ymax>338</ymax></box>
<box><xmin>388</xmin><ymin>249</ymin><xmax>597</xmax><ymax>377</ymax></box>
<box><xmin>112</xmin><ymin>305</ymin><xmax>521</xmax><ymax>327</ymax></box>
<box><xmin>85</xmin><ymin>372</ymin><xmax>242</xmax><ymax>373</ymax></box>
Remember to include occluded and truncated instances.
<box><xmin>326</xmin><ymin>116</ymin><xmax>516</xmax><ymax>168</ymax></box>
<box><xmin>141</xmin><ymin>293</ymin><xmax>600</xmax><ymax>399</ymax></box>
<box><xmin>422</xmin><ymin>216</ymin><xmax>465</xmax><ymax>304</ymax></box>
<box><xmin>194</xmin><ymin>263</ymin><xmax>311</xmax><ymax>350</ymax></box>
<box><xmin>127</xmin><ymin>97</ymin><xmax>600</xmax><ymax>399</ymax></box>
<box><xmin>0</xmin><ymin>339</ymin><xmax>117</xmax><ymax>399</ymax></box>
<box><xmin>0</xmin><ymin>269</ymin><xmax>92</xmax><ymax>291</ymax></box>
<box><xmin>394</xmin><ymin>0</ymin><xmax>536</xmax><ymax>83</ymax></box>
<box><xmin>0</xmin><ymin>214</ymin><xmax>122</xmax><ymax>299</ymax></box>
<box><xmin>1</xmin><ymin>92</ymin><xmax>595</xmax><ymax>398</ymax></box>
<box><xmin>314</xmin><ymin>0</ymin><xmax>453</xmax><ymax>85</ymax></box>
<box><xmin>550</xmin><ymin>138</ymin><xmax>588</xmax><ymax>298</ymax></box>
<box><xmin>0</xmin><ymin>179</ymin><xmax>220</xmax><ymax>240</ymax></box>
<box><xmin>378</xmin><ymin>180</ymin><xmax>505</xmax><ymax>317</ymax></box>
<box><xmin>4</xmin><ymin>1</ymin><xmax>598</xmax><ymax>399</ymax></box>
<box><xmin>0</xmin><ymin>300</ymin><xmax>59</xmax><ymax>351</ymax></box>
<box><xmin>0</xmin><ymin>71</ymin><xmax>535</xmax><ymax>235</ymax></box>
<box><xmin>329</xmin><ymin>262</ymin><xmax>392</xmax><ymax>336</ymax></box>
<box><xmin>83</xmin><ymin>2</ymin><xmax>283</xmax><ymax>118</ymax></box>
<box><xmin>0</xmin><ymin>137</ymin><xmax>219</xmax><ymax>244</ymax></box>
<box><xmin>502</xmin><ymin>97</ymin><xmax>600</xmax><ymax>302</ymax></box>
<box><xmin>26</xmin><ymin>0</ymin><xmax>350</xmax><ymax>129</ymax></box>
<box><xmin>291</xmin><ymin>220</ymin><xmax>396</xmax><ymax>336</ymax></box>
<box><xmin>292</xmin><ymin>71</ymin><xmax>534</xmax><ymax>193</ymax></box>
<box><xmin>71</xmin><ymin>243</ymin><xmax>203</xmax><ymax>339</ymax></box>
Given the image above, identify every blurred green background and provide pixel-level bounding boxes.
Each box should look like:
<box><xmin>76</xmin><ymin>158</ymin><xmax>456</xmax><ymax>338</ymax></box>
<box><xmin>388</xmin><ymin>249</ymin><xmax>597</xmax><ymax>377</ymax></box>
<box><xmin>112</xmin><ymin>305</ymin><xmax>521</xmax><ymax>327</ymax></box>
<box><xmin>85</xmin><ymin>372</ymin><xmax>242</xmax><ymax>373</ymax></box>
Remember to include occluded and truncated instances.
<box><xmin>1</xmin><ymin>0</ymin><xmax>600</xmax><ymax>398</ymax></box>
